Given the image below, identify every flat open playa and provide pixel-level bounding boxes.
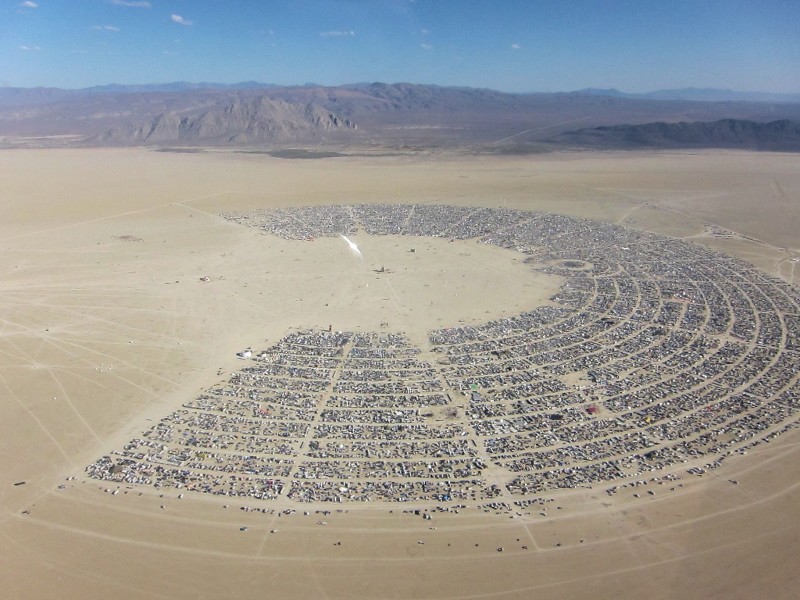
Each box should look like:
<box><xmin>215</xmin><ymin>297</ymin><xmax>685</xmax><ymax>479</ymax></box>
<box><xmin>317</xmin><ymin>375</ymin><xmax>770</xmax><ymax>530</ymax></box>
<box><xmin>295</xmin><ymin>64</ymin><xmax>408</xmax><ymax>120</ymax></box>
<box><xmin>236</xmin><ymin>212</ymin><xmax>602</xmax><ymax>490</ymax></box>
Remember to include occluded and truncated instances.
<box><xmin>1</xmin><ymin>148</ymin><xmax>798</xmax><ymax>599</ymax></box>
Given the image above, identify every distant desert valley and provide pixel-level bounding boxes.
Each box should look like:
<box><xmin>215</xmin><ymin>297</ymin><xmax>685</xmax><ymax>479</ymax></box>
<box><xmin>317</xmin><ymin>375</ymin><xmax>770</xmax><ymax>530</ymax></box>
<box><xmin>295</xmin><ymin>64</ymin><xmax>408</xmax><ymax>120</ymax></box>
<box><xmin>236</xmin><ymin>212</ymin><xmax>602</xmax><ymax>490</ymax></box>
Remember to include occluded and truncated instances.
<box><xmin>1</xmin><ymin>82</ymin><xmax>799</xmax><ymax>600</ymax></box>
<box><xmin>3</xmin><ymin>82</ymin><xmax>800</xmax><ymax>152</ymax></box>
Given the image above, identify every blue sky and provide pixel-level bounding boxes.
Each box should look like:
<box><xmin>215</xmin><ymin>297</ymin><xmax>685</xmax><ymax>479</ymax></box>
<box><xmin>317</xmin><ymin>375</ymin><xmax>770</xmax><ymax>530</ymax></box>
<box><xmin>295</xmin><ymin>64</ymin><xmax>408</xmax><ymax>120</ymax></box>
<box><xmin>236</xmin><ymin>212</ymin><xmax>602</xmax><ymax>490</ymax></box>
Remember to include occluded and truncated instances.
<box><xmin>3</xmin><ymin>0</ymin><xmax>800</xmax><ymax>93</ymax></box>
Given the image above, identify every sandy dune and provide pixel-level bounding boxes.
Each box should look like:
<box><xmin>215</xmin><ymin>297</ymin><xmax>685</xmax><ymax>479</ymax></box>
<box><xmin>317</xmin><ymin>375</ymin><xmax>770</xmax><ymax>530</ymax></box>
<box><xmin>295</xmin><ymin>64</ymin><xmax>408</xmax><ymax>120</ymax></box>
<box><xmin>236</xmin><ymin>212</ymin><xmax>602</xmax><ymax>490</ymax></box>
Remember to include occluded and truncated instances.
<box><xmin>1</xmin><ymin>149</ymin><xmax>798</xmax><ymax>599</ymax></box>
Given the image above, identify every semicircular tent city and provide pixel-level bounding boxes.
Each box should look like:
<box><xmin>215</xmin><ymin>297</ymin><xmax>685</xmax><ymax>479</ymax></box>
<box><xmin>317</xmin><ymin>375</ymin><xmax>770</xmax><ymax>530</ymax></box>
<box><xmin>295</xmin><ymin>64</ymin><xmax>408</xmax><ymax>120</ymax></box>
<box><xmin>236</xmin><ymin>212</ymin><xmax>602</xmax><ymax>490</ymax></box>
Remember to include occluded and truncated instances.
<box><xmin>87</xmin><ymin>205</ymin><xmax>800</xmax><ymax>505</ymax></box>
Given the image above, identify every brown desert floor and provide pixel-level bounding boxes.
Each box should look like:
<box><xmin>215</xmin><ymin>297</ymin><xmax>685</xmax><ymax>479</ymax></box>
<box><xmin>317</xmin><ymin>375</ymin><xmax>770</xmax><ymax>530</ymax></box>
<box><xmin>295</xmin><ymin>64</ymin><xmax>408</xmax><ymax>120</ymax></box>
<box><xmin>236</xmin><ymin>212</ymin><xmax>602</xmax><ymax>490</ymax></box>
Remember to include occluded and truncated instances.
<box><xmin>0</xmin><ymin>148</ymin><xmax>798</xmax><ymax>599</ymax></box>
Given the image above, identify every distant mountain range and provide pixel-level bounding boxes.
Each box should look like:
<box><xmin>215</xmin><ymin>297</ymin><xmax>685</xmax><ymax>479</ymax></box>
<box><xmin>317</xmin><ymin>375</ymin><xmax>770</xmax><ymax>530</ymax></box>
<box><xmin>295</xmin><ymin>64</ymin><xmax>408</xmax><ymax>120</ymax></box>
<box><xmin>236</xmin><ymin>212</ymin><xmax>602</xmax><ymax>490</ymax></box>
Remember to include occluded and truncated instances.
<box><xmin>3</xmin><ymin>82</ymin><xmax>799</xmax><ymax>105</ymax></box>
<box><xmin>551</xmin><ymin>119</ymin><xmax>800</xmax><ymax>151</ymax></box>
<box><xmin>1</xmin><ymin>81</ymin><xmax>800</xmax><ymax>151</ymax></box>
<box><xmin>84</xmin><ymin>81</ymin><xmax>279</xmax><ymax>94</ymax></box>
<box><xmin>573</xmin><ymin>87</ymin><xmax>800</xmax><ymax>104</ymax></box>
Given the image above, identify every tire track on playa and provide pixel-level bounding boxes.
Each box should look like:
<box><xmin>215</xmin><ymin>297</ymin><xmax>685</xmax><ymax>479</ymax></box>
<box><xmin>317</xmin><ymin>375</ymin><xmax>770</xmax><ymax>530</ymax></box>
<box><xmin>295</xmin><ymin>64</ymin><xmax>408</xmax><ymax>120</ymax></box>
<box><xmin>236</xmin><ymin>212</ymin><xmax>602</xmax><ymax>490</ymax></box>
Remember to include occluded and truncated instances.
<box><xmin>47</xmin><ymin>334</ymin><xmax>184</xmax><ymax>390</ymax></box>
<box><xmin>597</xmin><ymin>187</ymin><xmax>725</xmax><ymax>225</ymax></box>
<box><xmin>254</xmin><ymin>510</ymin><xmax>284</xmax><ymax>558</ymax></box>
<box><xmin>0</xmin><ymin>321</ymin><xmax>41</xmax><ymax>364</ymax></box>
<box><xmin>306</xmin><ymin>557</ymin><xmax>335</xmax><ymax>600</ymax></box>
<box><xmin>2</xmin><ymin>197</ymin><xmax>261</xmax><ymax>467</ymax></box>
<box><xmin>4</xmin><ymin>202</ymin><xmax>181</xmax><ymax>243</ymax></box>
<box><xmin>771</xmin><ymin>177</ymin><xmax>799</xmax><ymax>228</ymax></box>
<box><xmin>22</xmin><ymin>298</ymin><xmax>185</xmax><ymax>345</ymax></box>
<box><xmin>770</xmin><ymin>177</ymin><xmax>800</xmax><ymax>284</ymax></box>
<box><xmin>0</xmin><ymin>485</ymin><xmax>56</xmax><ymax>526</ymax></box>
<box><xmin>10</xmin><ymin>439</ymin><xmax>799</xmax><ymax>571</ymax></box>
<box><xmin>9</xmin><ymin>305</ymin><xmax>189</xmax><ymax>369</ymax></box>
<box><xmin>3</xmin><ymin>191</ymin><xmax>243</xmax><ymax>243</ymax></box>
<box><xmin>380</xmin><ymin>267</ymin><xmax>405</xmax><ymax>315</ymax></box>
<box><xmin>0</xmin><ymin>529</ymin><xmax>177</xmax><ymax>600</ymax></box>
<box><xmin>489</xmin><ymin>117</ymin><xmax>591</xmax><ymax>145</ymax></box>
<box><xmin>40</xmin><ymin>366</ymin><xmax>132</xmax><ymax>408</ymax></box>
<box><xmin>615</xmin><ymin>203</ymin><xmax>641</xmax><ymax>225</ymax></box>
<box><xmin>8</xmin><ymin>511</ymin><xmax>548</xmax><ymax>564</ymax></box>
<box><xmin>410</xmin><ymin>525</ymin><xmax>791</xmax><ymax>600</ymax></box>
<box><xmin>14</xmin><ymin>476</ymin><xmax>796</xmax><ymax>568</ymax></box>
<box><xmin>516</xmin><ymin>518</ymin><xmax>542</xmax><ymax>551</ymax></box>
<box><xmin>0</xmin><ymin>371</ymin><xmax>75</xmax><ymax>466</ymax></box>
<box><xmin>173</xmin><ymin>202</ymin><xmax>233</xmax><ymax>223</ymax></box>
<box><xmin>46</xmin><ymin>368</ymin><xmax>103</xmax><ymax>445</ymax></box>
<box><xmin>515</xmin><ymin>478</ymin><xmax>800</xmax><ymax>554</ymax></box>
<box><xmin>510</xmin><ymin>447</ymin><xmax>800</xmax><ymax>553</ymax></box>
<box><xmin>3</xmin><ymin>516</ymin><xmax>784</xmax><ymax>600</ymax></box>
<box><xmin>27</xmin><ymin>327</ymin><xmax>182</xmax><ymax>396</ymax></box>
<box><xmin>0</xmin><ymin>333</ymin><xmax>39</xmax><ymax>364</ymax></box>
<box><xmin>599</xmin><ymin>185</ymin><xmax>800</xmax><ymax>285</ymax></box>
<box><xmin>44</xmin><ymin>488</ymin><xmax>525</xmax><ymax>538</ymax></box>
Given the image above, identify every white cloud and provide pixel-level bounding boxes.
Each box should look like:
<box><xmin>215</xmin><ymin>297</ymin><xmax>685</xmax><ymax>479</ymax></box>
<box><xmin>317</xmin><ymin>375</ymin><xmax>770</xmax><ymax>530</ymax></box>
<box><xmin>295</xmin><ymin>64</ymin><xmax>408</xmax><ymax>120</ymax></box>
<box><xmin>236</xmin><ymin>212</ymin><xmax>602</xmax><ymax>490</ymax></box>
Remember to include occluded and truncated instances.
<box><xmin>511</xmin><ymin>44</ymin><xmax>521</xmax><ymax>50</ymax></box>
<box><xmin>420</xmin><ymin>43</ymin><xmax>433</xmax><ymax>50</ymax></box>
<box><xmin>420</xmin><ymin>28</ymin><xmax>429</xmax><ymax>35</ymax></box>
<box><xmin>92</xmin><ymin>25</ymin><xmax>120</xmax><ymax>32</ymax></box>
<box><xmin>171</xmin><ymin>14</ymin><xmax>192</xmax><ymax>26</ymax></box>
<box><xmin>19</xmin><ymin>45</ymin><xmax>41</xmax><ymax>51</ymax></box>
<box><xmin>320</xmin><ymin>30</ymin><xmax>355</xmax><ymax>37</ymax></box>
<box><xmin>19</xmin><ymin>1</ymin><xmax>37</xmax><ymax>8</ymax></box>
<box><xmin>110</xmin><ymin>0</ymin><xmax>151</xmax><ymax>6</ymax></box>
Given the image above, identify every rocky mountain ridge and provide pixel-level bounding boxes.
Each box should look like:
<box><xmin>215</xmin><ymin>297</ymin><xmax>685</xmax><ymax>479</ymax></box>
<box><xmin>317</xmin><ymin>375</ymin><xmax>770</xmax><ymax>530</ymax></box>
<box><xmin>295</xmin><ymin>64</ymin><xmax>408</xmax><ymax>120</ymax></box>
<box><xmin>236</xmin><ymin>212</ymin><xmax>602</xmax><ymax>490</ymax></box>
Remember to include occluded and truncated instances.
<box><xmin>92</xmin><ymin>95</ymin><xmax>356</xmax><ymax>145</ymax></box>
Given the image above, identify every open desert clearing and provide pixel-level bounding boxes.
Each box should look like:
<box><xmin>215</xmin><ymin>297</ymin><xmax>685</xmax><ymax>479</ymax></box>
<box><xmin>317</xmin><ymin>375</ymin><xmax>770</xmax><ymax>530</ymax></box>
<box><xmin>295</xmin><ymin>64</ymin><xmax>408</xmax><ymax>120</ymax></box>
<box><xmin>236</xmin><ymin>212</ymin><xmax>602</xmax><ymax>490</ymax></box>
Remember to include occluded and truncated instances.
<box><xmin>1</xmin><ymin>148</ymin><xmax>799</xmax><ymax>600</ymax></box>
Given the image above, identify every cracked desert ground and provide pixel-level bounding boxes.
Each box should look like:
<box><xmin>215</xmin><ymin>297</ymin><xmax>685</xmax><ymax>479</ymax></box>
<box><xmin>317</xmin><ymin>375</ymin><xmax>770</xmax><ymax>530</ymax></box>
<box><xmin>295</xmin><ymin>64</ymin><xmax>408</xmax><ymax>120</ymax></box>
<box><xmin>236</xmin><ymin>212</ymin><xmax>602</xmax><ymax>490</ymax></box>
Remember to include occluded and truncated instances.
<box><xmin>1</xmin><ymin>148</ymin><xmax>798</xmax><ymax>600</ymax></box>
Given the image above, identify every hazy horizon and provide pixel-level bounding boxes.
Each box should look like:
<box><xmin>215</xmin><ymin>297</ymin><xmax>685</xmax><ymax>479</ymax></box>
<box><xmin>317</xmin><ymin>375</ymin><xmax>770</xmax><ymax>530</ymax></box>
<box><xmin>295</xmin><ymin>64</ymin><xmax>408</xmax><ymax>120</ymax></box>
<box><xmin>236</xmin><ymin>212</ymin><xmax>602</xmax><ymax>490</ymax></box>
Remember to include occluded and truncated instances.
<box><xmin>4</xmin><ymin>0</ymin><xmax>800</xmax><ymax>94</ymax></box>
<box><xmin>4</xmin><ymin>79</ymin><xmax>800</xmax><ymax>100</ymax></box>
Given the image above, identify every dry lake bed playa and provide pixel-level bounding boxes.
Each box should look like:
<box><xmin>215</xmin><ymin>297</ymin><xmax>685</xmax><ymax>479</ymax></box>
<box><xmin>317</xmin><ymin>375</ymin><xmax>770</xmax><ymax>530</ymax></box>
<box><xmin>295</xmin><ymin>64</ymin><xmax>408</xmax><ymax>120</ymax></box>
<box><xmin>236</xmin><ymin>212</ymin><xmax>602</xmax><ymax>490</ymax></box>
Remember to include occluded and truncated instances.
<box><xmin>1</xmin><ymin>148</ymin><xmax>798</xmax><ymax>600</ymax></box>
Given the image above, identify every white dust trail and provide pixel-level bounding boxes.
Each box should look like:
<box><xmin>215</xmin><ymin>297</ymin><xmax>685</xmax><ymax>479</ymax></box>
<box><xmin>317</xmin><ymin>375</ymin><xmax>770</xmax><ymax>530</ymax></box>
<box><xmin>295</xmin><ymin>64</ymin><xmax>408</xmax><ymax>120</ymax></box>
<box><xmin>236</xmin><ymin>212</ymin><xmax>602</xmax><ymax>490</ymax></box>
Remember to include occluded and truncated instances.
<box><xmin>340</xmin><ymin>235</ymin><xmax>363</xmax><ymax>260</ymax></box>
